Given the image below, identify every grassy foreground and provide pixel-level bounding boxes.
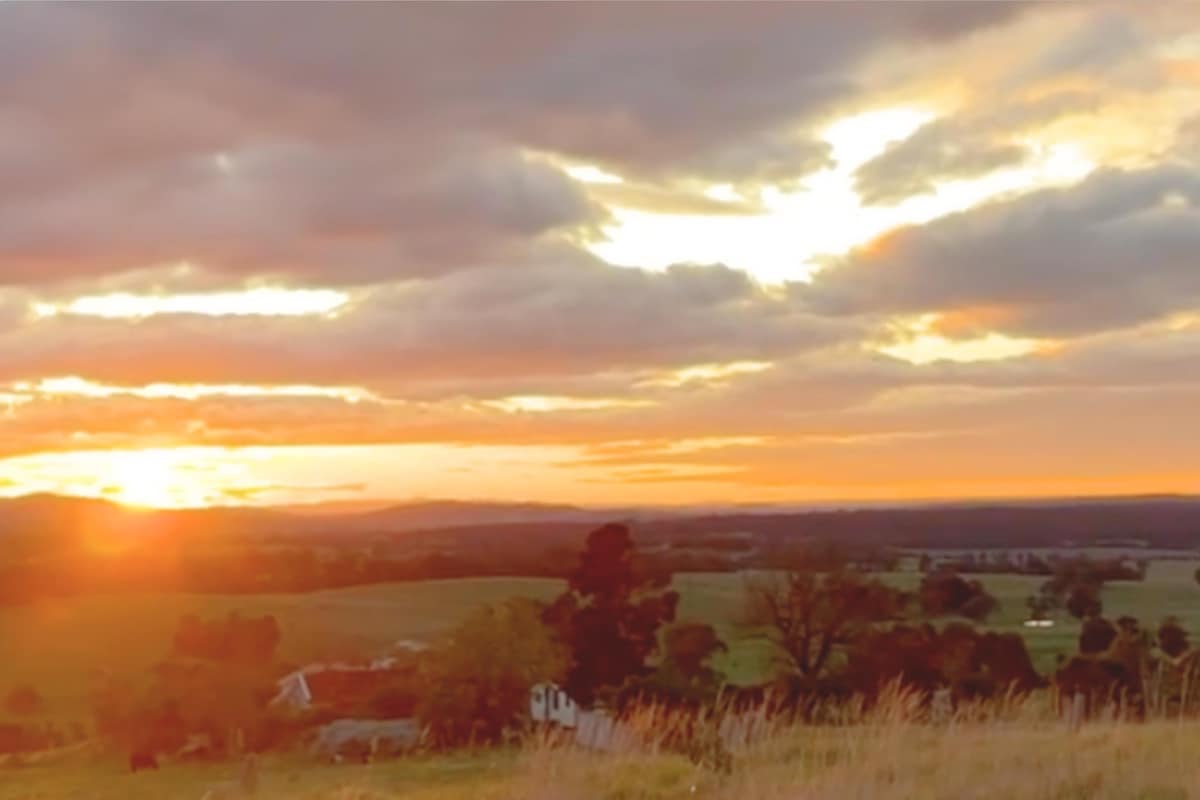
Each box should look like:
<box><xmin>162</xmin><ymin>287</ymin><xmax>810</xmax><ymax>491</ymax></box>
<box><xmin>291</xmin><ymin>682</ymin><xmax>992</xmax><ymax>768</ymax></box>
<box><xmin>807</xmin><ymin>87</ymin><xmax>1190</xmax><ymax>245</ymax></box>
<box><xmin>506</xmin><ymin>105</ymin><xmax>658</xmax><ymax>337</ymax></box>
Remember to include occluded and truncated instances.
<box><xmin>9</xmin><ymin>702</ymin><xmax>1200</xmax><ymax>800</ymax></box>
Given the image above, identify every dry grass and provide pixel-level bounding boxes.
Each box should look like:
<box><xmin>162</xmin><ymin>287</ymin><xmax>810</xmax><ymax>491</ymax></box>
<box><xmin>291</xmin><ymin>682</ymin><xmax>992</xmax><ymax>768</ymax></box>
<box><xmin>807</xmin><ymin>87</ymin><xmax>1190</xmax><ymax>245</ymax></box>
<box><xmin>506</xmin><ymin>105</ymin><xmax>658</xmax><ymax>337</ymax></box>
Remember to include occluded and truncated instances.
<box><xmin>8</xmin><ymin>693</ymin><xmax>1200</xmax><ymax>799</ymax></box>
<box><xmin>504</xmin><ymin>691</ymin><xmax>1200</xmax><ymax>800</ymax></box>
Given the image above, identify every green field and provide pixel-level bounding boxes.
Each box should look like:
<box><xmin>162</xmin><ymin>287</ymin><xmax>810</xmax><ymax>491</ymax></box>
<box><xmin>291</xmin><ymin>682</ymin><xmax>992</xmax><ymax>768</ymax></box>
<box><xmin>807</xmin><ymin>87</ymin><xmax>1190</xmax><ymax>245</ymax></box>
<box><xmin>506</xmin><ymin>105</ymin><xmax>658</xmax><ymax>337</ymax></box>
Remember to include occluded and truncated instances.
<box><xmin>0</xmin><ymin>578</ymin><xmax>563</xmax><ymax>725</ymax></box>
<box><xmin>681</xmin><ymin>559</ymin><xmax>1200</xmax><ymax>675</ymax></box>
<box><xmin>4</xmin><ymin>562</ymin><xmax>1200</xmax><ymax>728</ymax></box>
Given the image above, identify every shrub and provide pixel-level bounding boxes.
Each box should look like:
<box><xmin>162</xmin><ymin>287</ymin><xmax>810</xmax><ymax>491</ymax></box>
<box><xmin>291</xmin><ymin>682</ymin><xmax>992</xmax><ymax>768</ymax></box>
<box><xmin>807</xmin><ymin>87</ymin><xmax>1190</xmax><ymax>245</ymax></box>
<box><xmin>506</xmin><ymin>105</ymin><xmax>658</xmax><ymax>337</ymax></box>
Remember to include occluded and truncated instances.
<box><xmin>4</xmin><ymin>685</ymin><xmax>44</xmax><ymax>717</ymax></box>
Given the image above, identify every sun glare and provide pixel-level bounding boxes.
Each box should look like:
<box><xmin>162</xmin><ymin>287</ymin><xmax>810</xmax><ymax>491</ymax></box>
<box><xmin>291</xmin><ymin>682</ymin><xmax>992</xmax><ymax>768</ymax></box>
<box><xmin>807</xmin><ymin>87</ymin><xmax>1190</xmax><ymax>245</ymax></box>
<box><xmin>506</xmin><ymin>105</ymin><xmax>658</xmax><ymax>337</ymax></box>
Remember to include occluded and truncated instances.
<box><xmin>480</xmin><ymin>395</ymin><xmax>656</xmax><ymax>413</ymax></box>
<box><xmin>587</xmin><ymin>107</ymin><xmax>1095</xmax><ymax>285</ymax></box>
<box><xmin>103</xmin><ymin>450</ymin><xmax>202</xmax><ymax>509</ymax></box>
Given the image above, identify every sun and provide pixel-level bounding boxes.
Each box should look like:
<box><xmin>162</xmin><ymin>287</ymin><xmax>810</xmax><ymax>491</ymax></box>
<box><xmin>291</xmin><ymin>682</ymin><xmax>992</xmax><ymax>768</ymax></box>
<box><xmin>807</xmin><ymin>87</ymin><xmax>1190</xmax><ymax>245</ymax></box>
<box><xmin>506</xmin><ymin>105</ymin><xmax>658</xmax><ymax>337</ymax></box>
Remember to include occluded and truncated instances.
<box><xmin>104</xmin><ymin>449</ymin><xmax>201</xmax><ymax>509</ymax></box>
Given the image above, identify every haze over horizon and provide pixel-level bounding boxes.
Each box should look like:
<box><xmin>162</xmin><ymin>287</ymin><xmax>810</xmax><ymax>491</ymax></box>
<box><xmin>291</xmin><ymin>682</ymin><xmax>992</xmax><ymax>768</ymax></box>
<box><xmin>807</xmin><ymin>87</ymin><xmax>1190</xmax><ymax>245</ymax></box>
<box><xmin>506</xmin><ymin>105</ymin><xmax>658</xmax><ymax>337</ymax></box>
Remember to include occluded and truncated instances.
<box><xmin>1</xmin><ymin>3</ymin><xmax>1198</xmax><ymax>509</ymax></box>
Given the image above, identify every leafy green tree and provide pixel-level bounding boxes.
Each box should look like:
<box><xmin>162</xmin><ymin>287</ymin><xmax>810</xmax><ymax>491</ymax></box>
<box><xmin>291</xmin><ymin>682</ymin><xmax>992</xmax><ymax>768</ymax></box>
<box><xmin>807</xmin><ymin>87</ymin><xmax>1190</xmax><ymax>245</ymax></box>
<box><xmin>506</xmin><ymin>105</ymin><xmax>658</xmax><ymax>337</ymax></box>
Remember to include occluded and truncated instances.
<box><xmin>744</xmin><ymin>566</ymin><xmax>907</xmax><ymax>679</ymax></box>
<box><xmin>546</xmin><ymin>524</ymin><xmax>679</xmax><ymax>706</ymax></box>
<box><xmin>418</xmin><ymin>597</ymin><xmax>567</xmax><ymax>747</ymax></box>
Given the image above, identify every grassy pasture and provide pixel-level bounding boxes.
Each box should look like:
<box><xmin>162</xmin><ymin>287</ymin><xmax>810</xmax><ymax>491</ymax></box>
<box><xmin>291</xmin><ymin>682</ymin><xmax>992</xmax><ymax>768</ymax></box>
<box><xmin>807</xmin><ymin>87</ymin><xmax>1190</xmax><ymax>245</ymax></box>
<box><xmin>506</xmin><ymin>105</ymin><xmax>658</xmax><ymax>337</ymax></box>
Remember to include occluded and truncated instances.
<box><xmin>3</xmin><ymin>561</ymin><xmax>1200</xmax><ymax>728</ymax></box>
<box><xmin>678</xmin><ymin>560</ymin><xmax>1200</xmax><ymax>674</ymax></box>
<box><xmin>0</xmin><ymin>578</ymin><xmax>562</xmax><ymax>725</ymax></box>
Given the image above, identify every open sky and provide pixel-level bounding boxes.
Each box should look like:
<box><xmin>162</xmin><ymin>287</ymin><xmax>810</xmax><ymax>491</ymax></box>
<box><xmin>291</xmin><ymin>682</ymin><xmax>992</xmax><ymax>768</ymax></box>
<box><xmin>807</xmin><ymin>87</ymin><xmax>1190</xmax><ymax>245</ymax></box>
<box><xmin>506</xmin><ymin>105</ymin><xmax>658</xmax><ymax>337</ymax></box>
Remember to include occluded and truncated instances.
<box><xmin>0</xmin><ymin>3</ymin><xmax>1198</xmax><ymax>508</ymax></box>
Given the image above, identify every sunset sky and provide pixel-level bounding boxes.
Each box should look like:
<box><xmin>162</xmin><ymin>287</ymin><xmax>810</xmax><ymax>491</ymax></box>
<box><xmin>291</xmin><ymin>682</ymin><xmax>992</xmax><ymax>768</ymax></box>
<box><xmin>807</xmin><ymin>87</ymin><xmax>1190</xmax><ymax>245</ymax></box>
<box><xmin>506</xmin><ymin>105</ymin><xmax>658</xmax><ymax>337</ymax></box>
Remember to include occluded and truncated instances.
<box><xmin>1</xmin><ymin>3</ymin><xmax>1198</xmax><ymax>508</ymax></box>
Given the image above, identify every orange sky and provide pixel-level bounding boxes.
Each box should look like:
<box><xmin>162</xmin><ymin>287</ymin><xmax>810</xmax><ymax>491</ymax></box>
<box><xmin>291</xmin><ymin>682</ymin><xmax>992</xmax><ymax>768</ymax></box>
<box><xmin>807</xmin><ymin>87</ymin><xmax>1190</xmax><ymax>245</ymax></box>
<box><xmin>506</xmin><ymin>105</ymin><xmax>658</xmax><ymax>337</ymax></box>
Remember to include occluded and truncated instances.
<box><xmin>0</xmin><ymin>4</ymin><xmax>1197</xmax><ymax>508</ymax></box>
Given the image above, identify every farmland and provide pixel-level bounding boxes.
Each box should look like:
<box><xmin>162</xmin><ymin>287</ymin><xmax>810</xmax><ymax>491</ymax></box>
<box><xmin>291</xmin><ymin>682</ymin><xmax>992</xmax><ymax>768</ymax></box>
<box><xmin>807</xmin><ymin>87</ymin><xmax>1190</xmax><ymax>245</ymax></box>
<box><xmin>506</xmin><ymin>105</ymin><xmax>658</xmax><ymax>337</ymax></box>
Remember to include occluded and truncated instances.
<box><xmin>4</xmin><ymin>560</ymin><xmax>1200</xmax><ymax>729</ymax></box>
<box><xmin>0</xmin><ymin>578</ymin><xmax>562</xmax><ymax>725</ymax></box>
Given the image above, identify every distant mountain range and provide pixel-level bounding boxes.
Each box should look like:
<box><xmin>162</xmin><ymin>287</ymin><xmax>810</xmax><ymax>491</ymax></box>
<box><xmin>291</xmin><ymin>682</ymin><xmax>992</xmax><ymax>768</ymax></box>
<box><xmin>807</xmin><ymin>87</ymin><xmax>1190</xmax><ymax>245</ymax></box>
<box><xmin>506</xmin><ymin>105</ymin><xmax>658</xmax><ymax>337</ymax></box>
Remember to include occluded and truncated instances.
<box><xmin>0</xmin><ymin>494</ymin><xmax>646</xmax><ymax>556</ymax></box>
<box><xmin>2</xmin><ymin>492</ymin><xmax>1200</xmax><ymax>558</ymax></box>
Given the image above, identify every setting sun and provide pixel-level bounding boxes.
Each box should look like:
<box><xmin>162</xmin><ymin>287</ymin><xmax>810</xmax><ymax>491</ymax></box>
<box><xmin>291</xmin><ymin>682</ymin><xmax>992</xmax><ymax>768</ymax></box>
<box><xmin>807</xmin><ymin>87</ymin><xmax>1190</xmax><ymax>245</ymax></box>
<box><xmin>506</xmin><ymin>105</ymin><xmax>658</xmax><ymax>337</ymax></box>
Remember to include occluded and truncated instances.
<box><xmin>102</xmin><ymin>450</ymin><xmax>198</xmax><ymax>509</ymax></box>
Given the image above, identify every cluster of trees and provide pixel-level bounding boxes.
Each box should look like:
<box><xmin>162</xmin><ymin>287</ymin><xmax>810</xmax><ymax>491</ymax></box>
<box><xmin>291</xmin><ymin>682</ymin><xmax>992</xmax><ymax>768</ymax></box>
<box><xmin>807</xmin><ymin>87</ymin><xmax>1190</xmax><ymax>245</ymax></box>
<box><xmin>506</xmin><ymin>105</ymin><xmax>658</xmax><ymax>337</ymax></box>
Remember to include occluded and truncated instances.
<box><xmin>921</xmin><ymin>551</ymin><xmax>1147</xmax><ymax>580</ymax></box>
<box><xmin>1056</xmin><ymin>614</ymin><xmax>1200</xmax><ymax>718</ymax></box>
<box><xmin>738</xmin><ymin>557</ymin><xmax>1032</xmax><ymax>713</ymax></box>
<box><xmin>1025</xmin><ymin>556</ymin><xmax>1147</xmax><ymax>622</ymax></box>
<box><xmin>845</xmin><ymin>623</ymin><xmax>1043</xmax><ymax>703</ymax></box>
<box><xmin>920</xmin><ymin>551</ymin><xmax>1056</xmax><ymax>575</ymax></box>
<box><xmin>419</xmin><ymin>523</ymin><xmax>698</xmax><ymax>745</ymax></box>
<box><xmin>92</xmin><ymin>613</ymin><xmax>287</xmax><ymax>757</ymax></box>
<box><xmin>917</xmin><ymin>571</ymin><xmax>997</xmax><ymax>621</ymax></box>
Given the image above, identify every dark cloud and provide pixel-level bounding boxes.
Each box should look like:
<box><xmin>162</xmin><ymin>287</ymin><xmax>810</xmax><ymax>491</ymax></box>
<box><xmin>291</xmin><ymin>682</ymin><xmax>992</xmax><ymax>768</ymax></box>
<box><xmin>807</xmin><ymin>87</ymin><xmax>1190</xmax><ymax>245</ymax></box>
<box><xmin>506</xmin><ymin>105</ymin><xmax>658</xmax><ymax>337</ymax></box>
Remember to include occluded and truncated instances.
<box><xmin>0</xmin><ymin>142</ymin><xmax>598</xmax><ymax>285</ymax></box>
<box><xmin>1178</xmin><ymin>115</ymin><xmax>1200</xmax><ymax>163</ymax></box>
<box><xmin>810</xmin><ymin>164</ymin><xmax>1200</xmax><ymax>336</ymax></box>
<box><xmin>1009</xmin><ymin>10</ymin><xmax>1154</xmax><ymax>89</ymax></box>
<box><xmin>855</xmin><ymin>119</ymin><xmax>1030</xmax><ymax>205</ymax></box>
<box><xmin>854</xmin><ymin>91</ymin><xmax>1102</xmax><ymax>205</ymax></box>
<box><xmin>0</xmin><ymin>257</ymin><xmax>853</xmax><ymax>388</ymax></box>
<box><xmin>0</xmin><ymin>3</ymin><xmax>1027</xmax><ymax>286</ymax></box>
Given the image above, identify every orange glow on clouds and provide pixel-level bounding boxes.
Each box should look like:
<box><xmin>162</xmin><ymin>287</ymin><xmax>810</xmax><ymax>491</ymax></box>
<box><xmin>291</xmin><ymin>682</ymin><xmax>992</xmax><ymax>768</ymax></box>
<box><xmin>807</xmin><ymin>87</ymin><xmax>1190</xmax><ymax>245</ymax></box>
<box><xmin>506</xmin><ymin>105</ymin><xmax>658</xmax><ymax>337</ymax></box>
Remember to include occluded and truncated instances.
<box><xmin>10</xmin><ymin>376</ymin><xmax>377</xmax><ymax>404</ymax></box>
<box><xmin>874</xmin><ymin>314</ymin><xmax>1049</xmax><ymax>365</ymax></box>
<box><xmin>33</xmin><ymin>287</ymin><xmax>349</xmax><ymax>319</ymax></box>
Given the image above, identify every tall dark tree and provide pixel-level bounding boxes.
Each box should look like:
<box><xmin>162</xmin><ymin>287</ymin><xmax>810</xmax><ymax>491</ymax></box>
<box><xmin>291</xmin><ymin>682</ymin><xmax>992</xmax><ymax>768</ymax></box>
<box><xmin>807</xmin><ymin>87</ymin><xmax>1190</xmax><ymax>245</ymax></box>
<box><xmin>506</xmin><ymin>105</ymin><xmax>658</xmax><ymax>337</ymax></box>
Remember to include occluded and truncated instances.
<box><xmin>546</xmin><ymin>524</ymin><xmax>678</xmax><ymax>706</ymax></box>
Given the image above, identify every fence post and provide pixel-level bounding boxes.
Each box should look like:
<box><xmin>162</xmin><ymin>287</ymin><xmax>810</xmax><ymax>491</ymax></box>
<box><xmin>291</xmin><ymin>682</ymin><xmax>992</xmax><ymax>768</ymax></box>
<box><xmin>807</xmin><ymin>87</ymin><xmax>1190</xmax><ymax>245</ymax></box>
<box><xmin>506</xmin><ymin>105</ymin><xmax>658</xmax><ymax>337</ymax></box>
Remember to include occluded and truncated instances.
<box><xmin>1068</xmin><ymin>692</ymin><xmax>1085</xmax><ymax>732</ymax></box>
<box><xmin>931</xmin><ymin>689</ymin><xmax>952</xmax><ymax>725</ymax></box>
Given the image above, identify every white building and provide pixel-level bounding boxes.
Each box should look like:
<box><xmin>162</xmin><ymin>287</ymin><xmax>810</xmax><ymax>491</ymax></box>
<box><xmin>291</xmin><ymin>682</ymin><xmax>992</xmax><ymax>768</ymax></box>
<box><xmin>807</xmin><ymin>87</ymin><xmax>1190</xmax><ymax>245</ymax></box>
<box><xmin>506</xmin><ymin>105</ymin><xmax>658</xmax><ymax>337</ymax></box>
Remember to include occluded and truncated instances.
<box><xmin>270</xmin><ymin>670</ymin><xmax>314</xmax><ymax>710</ymax></box>
<box><xmin>530</xmin><ymin>682</ymin><xmax>579</xmax><ymax>728</ymax></box>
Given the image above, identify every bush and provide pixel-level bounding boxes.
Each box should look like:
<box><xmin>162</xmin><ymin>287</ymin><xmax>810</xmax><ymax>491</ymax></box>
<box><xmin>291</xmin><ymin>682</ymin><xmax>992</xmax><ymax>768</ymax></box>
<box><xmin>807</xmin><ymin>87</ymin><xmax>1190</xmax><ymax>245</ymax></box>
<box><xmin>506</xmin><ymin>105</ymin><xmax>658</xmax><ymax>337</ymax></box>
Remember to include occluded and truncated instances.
<box><xmin>4</xmin><ymin>685</ymin><xmax>44</xmax><ymax>717</ymax></box>
<box><xmin>1158</xmin><ymin>617</ymin><xmax>1190</xmax><ymax>658</ymax></box>
<box><xmin>1079</xmin><ymin>617</ymin><xmax>1118</xmax><ymax>655</ymax></box>
<box><xmin>918</xmin><ymin>572</ymin><xmax>997</xmax><ymax>621</ymax></box>
<box><xmin>418</xmin><ymin>597</ymin><xmax>567</xmax><ymax>747</ymax></box>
